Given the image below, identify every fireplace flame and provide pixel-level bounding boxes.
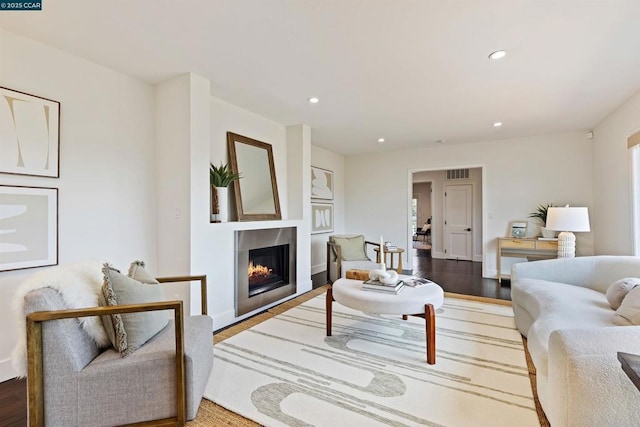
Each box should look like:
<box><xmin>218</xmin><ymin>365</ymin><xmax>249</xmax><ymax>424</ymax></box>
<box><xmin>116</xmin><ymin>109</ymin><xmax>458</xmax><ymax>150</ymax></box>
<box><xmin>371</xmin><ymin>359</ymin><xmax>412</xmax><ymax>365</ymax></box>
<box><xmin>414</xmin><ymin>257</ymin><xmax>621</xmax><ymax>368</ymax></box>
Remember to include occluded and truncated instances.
<box><xmin>248</xmin><ymin>261</ymin><xmax>272</xmax><ymax>280</ymax></box>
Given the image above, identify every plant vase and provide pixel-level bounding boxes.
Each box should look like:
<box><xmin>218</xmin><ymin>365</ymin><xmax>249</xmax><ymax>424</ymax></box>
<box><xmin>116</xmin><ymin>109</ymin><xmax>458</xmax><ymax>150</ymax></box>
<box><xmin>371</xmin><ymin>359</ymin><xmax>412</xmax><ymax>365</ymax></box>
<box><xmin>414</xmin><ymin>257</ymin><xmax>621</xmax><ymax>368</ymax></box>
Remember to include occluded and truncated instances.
<box><xmin>215</xmin><ymin>186</ymin><xmax>229</xmax><ymax>223</ymax></box>
<box><xmin>540</xmin><ymin>226</ymin><xmax>557</xmax><ymax>239</ymax></box>
<box><xmin>210</xmin><ymin>185</ymin><xmax>219</xmax><ymax>222</ymax></box>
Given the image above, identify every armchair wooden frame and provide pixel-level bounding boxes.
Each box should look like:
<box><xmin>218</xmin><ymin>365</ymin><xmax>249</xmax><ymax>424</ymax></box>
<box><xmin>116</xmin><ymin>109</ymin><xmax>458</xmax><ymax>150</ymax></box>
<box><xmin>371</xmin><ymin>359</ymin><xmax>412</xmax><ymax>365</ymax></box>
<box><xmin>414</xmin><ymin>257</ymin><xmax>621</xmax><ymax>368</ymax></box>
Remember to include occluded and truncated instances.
<box><xmin>326</xmin><ymin>239</ymin><xmax>381</xmax><ymax>284</ymax></box>
<box><xmin>26</xmin><ymin>275</ymin><xmax>207</xmax><ymax>427</ymax></box>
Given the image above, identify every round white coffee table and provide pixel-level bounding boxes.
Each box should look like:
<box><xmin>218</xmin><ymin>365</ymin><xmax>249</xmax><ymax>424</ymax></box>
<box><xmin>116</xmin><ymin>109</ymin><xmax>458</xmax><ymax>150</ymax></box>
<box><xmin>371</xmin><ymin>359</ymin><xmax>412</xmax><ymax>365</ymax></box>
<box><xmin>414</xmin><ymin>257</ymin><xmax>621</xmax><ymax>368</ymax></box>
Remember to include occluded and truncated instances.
<box><xmin>326</xmin><ymin>278</ymin><xmax>444</xmax><ymax>364</ymax></box>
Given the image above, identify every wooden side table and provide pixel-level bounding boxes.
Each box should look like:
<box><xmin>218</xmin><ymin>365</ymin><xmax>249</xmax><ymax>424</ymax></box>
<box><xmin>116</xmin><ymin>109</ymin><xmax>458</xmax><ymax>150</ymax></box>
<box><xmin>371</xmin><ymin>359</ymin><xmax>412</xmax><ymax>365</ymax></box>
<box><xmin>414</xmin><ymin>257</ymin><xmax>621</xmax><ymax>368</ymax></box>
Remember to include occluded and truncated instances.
<box><xmin>374</xmin><ymin>247</ymin><xmax>405</xmax><ymax>274</ymax></box>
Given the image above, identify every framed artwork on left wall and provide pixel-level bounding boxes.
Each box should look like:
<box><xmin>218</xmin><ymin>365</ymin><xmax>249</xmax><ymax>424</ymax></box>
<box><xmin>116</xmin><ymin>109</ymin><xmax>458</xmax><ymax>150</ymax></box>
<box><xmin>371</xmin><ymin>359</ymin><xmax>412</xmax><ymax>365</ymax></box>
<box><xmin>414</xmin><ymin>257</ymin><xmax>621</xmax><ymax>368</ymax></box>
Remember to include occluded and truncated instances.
<box><xmin>311</xmin><ymin>202</ymin><xmax>334</xmax><ymax>234</ymax></box>
<box><xmin>0</xmin><ymin>185</ymin><xmax>58</xmax><ymax>272</ymax></box>
<box><xmin>311</xmin><ymin>166</ymin><xmax>333</xmax><ymax>200</ymax></box>
<box><xmin>0</xmin><ymin>86</ymin><xmax>60</xmax><ymax>177</ymax></box>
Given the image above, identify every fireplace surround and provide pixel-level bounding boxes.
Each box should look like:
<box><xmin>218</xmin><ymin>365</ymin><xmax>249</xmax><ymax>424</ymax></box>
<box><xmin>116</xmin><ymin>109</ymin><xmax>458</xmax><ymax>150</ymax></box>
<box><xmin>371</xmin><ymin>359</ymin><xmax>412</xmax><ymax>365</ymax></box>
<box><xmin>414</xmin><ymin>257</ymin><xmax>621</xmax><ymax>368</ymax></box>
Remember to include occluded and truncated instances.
<box><xmin>235</xmin><ymin>227</ymin><xmax>297</xmax><ymax>316</ymax></box>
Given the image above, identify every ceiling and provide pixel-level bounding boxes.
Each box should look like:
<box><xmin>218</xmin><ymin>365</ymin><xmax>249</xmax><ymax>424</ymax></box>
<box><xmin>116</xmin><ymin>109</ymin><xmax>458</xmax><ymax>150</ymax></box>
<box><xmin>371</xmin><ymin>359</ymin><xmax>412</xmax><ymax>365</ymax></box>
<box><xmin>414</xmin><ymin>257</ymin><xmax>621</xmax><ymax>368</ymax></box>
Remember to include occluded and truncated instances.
<box><xmin>2</xmin><ymin>0</ymin><xmax>640</xmax><ymax>155</ymax></box>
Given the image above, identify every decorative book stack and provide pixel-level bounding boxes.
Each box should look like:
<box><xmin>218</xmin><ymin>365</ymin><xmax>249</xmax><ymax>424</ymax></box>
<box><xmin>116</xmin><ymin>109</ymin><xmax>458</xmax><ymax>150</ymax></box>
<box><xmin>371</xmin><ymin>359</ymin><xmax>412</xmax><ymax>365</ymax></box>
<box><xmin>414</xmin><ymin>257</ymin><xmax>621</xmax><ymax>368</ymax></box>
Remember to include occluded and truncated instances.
<box><xmin>362</xmin><ymin>279</ymin><xmax>404</xmax><ymax>294</ymax></box>
<box><xmin>403</xmin><ymin>277</ymin><xmax>432</xmax><ymax>288</ymax></box>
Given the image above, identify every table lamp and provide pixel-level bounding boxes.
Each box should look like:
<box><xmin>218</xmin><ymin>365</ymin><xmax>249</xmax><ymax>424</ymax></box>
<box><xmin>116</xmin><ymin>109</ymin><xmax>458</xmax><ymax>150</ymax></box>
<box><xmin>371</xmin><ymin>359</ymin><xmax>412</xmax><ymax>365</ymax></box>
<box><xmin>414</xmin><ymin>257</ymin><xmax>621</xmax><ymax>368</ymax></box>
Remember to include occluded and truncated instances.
<box><xmin>545</xmin><ymin>206</ymin><xmax>590</xmax><ymax>258</ymax></box>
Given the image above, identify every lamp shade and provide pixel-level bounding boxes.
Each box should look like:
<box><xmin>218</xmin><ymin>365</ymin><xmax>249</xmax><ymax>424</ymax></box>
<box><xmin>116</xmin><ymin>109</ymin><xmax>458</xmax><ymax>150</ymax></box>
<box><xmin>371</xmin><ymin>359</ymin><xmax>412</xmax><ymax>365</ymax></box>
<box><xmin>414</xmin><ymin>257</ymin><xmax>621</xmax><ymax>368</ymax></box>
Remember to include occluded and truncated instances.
<box><xmin>545</xmin><ymin>207</ymin><xmax>590</xmax><ymax>232</ymax></box>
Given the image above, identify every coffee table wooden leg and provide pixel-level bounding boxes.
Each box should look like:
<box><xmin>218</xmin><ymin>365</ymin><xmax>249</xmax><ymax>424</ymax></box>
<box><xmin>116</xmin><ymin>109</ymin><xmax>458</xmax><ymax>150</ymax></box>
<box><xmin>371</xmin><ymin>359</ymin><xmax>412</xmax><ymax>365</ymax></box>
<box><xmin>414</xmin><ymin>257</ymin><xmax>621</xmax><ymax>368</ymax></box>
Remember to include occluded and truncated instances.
<box><xmin>326</xmin><ymin>286</ymin><xmax>333</xmax><ymax>336</ymax></box>
<box><xmin>425</xmin><ymin>303</ymin><xmax>436</xmax><ymax>364</ymax></box>
<box><xmin>402</xmin><ymin>315</ymin><xmax>408</xmax><ymax>320</ymax></box>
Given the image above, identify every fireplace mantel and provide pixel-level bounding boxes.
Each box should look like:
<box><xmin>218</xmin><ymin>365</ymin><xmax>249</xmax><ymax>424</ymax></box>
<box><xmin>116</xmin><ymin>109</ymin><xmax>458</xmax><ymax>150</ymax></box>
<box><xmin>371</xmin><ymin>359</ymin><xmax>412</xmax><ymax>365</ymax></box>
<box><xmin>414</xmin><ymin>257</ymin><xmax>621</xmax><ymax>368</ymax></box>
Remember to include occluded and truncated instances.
<box><xmin>209</xmin><ymin>218</ymin><xmax>301</xmax><ymax>231</ymax></box>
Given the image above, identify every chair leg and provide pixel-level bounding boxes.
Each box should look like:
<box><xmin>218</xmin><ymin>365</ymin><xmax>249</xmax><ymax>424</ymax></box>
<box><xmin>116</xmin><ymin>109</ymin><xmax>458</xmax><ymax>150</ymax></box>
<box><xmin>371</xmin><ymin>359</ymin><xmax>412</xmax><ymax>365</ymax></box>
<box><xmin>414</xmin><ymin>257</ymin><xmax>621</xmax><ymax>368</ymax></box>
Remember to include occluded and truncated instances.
<box><xmin>425</xmin><ymin>303</ymin><xmax>436</xmax><ymax>364</ymax></box>
<box><xmin>326</xmin><ymin>286</ymin><xmax>333</xmax><ymax>336</ymax></box>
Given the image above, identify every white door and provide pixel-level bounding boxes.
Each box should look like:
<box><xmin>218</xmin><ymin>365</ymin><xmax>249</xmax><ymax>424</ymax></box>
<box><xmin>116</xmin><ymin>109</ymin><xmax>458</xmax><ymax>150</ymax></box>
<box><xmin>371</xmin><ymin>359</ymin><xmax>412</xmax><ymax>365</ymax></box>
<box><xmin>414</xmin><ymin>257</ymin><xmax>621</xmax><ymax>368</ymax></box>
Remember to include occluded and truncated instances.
<box><xmin>444</xmin><ymin>184</ymin><xmax>473</xmax><ymax>260</ymax></box>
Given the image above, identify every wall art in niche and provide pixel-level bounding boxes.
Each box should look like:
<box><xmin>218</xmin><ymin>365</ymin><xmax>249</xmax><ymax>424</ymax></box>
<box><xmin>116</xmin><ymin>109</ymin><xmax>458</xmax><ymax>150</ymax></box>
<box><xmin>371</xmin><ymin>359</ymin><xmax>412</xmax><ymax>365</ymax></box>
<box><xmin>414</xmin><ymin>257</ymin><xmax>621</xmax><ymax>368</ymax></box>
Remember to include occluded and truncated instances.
<box><xmin>311</xmin><ymin>166</ymin><xmax>333</xmax><ymax>200</ymax></box>
<box><xmin>311</xmin><ymin>202</ymin><xmax>333</xmax><ymax>234</ymax></box>
<box><xmin>0</xmin><ymin>86</ymin><xmax>60</xmax><ymax>177</ymax></box>
<box><xmin>0</xmin><ymin>185</ymin><xmax>58</xmax><ymax>271</ymax></box>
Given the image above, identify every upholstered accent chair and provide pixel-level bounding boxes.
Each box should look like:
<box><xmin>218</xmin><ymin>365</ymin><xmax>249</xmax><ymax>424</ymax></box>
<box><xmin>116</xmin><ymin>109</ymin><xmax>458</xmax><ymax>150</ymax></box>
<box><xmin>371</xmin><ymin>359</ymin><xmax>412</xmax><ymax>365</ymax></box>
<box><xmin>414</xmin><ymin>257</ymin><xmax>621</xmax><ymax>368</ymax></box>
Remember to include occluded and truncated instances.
<box><xmin>24</xmin><ymin>275</ymin><xmax>212</xmax><ymax>427</ymax></box>
<box><xmin>326</xmin><ymin>234</ymin><xmax>381</xmax><ymax>283</ymax></box>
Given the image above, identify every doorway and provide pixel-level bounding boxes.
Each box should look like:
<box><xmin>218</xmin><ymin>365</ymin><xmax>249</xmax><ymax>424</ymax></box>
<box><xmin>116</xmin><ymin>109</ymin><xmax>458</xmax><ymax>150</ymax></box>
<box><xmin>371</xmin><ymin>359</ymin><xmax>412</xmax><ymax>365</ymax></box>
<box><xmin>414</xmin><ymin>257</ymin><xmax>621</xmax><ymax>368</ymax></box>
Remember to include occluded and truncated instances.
<box><xmin>408</xmin><ymin>167</ymin><xmax>484</xmax><ymax>272</ymax></box>
<box><xmin>412</xmin><ymin>181</ymin><xmax>432</xmax><ymax>254</ymax></box>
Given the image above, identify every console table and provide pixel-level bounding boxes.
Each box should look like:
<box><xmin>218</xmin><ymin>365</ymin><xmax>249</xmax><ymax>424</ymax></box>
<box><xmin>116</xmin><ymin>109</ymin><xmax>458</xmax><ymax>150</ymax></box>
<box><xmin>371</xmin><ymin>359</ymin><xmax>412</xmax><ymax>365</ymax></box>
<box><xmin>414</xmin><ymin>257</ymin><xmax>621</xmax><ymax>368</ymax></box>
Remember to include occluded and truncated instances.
<box><xmin>497</xmin><ymin>237</ymin><xmax>558</xmax><ymax>283</ymax></box>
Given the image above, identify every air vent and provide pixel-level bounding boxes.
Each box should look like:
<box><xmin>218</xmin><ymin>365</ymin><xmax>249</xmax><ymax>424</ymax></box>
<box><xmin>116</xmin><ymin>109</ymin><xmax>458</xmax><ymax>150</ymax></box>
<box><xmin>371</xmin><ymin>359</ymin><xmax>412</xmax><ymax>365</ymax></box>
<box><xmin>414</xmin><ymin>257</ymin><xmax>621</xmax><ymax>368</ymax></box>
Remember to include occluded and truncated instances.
<box><xmin>446</xmin><ymin>169</ymin><xmax>470</xmax><ymax>180</ymax></box>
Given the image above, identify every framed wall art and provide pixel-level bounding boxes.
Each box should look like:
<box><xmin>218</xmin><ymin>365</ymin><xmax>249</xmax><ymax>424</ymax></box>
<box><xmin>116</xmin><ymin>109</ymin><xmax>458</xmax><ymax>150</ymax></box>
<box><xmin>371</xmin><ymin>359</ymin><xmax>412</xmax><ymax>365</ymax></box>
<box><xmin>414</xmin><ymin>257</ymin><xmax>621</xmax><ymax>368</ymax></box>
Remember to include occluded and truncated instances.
<box><xmin>510</xmin><ymin>221</ymin><xmax>528</xmax><ymax>238</ymax></box>
<box><xmin>0</xmin><ymin>86</ymin><xmax>60</xmax><ymax>177</ymax></box>
<box><xmin>311</xmin><ymin>202</ymin><xmax>334</xmax><ymax>234</ymax></box>
<box><xmin>311</xmin><ymin>166</ymin><xmax>333</xmax><ymax>200</ymax></box>
<box><xmin>0</xmin><ymin>185</ymin><xmax>58</xmax><ymax>272</ymax></box>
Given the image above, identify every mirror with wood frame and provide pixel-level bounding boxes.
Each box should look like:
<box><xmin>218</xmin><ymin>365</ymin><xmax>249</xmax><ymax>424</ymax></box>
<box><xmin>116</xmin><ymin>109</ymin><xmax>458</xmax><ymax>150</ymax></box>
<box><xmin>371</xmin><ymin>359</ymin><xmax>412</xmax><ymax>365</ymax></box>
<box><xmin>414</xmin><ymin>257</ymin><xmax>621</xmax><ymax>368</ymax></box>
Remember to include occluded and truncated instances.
<box><xmin>227</xmin><ymin>132</ymin><xmax>281</xmax><ymax>221</ymax></box>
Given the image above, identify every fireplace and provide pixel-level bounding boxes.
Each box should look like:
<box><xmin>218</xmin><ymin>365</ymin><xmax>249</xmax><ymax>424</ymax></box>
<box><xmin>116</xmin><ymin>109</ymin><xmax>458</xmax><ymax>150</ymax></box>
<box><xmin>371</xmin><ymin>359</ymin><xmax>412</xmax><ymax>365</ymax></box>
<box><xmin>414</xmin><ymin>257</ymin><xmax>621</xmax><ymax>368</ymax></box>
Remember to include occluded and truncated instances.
<box><xmin>235</xmin><ymin>227</ymin><xmax>296</xmax><ymax>316</ymax></box>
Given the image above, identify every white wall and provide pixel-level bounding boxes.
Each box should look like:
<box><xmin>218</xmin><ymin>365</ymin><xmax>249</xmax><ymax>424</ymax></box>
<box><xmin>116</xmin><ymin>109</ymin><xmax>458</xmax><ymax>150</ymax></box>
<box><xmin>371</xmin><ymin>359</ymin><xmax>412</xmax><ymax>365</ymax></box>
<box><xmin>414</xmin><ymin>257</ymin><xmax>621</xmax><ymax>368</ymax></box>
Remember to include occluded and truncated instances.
<box><xmin>188</xmin><ymin>97</ymin><xmax>312</xmax><ymax>330</ymax></box>
<box><xmin>155</xmin><ymin>74</ymin><xmax>194</xmax><ymax>279</ymax></box>
<box><xmin>592</xmin><ymin>89</ymin><xmax>640</xmax><ymax>255</ymax></box>
<box><xmin>155</xmin><ymin>73</ymin><xmax>211</xmax><ymax>312</ymax></box>
<box><xmin>310</xmin><ymin>145</ymin><xmax>345</xmax><ymax>275</ymax></box>
<box><xmin>344</xmin><ymin>132</ymin><xmax>595</xmax><ymax>277</ymax></box>
<box><xmin>0</xmin><ymin>29</ymin><xmax>157</xmax><ymax>381</ymax></box>
<box><xmin>210</xmin><ymin>98</ymin><xmax>289</xmax><ymax>220</ymax></box>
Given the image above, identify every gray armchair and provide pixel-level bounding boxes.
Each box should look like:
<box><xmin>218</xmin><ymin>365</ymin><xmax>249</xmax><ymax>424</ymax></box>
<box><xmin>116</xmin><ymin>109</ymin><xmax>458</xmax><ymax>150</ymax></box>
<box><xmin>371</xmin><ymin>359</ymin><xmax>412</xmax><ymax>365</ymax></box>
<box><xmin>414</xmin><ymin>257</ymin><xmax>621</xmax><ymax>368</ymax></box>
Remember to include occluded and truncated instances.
<box><xmin>326</xmin><ymin>234</ymin><xmax>381</xmax><ymax>283</ymax></box>
<box><xmin>24</xmin><ymin>275</ymin><xmax>212</xmax><ymax>426</ymax></box>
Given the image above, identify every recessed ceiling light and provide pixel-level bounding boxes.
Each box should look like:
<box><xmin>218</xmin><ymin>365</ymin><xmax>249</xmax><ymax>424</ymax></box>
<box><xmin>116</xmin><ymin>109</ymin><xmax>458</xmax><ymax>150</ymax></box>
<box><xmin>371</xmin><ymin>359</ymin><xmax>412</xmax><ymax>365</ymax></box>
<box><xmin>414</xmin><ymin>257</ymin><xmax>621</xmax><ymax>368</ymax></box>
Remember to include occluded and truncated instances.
<box><xmin>493</xmin><ymin>122</ymin><xmax>503</xmax><ymax>127</ymax></box>
<box><xmin>308</xmin><ymin>97</ymin><xmax>319</xmax><ymax>104</ymax></box>
<box><xmin>378</xmin><ymin>138</ymin><xmax>385</xmax><ymax>143</ymax></box>
<box><xmin>488</xmin><ymin>50</ymin><xmax>507</xmax><ymax>60</ymax></box>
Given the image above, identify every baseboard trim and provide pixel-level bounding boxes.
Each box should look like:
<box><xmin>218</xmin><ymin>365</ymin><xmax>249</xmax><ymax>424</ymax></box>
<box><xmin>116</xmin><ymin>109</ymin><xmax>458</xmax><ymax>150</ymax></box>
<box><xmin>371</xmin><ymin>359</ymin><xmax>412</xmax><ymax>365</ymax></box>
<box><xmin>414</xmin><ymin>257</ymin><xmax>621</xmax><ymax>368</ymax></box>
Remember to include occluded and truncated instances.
<box><xmin>311</xmin><ymin>271</ymin><xmax>327</xmax><ymax>288</ymax></box>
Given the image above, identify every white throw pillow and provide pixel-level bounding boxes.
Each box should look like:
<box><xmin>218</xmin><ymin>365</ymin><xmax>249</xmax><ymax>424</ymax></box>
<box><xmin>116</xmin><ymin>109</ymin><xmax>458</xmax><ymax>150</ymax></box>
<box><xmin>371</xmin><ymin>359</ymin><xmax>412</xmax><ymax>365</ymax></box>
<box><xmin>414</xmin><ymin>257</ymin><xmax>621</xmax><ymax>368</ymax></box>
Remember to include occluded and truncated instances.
<box><xmin>606</xmin><ymin>277</ymin><xmax>640</xmax><ymax>310</ymax></box>
<box><xmin>613</xmin><ymin>285</ymin><xmax>640</xmax><ymax>326</ymax></box>
<box><xmin>331</xmin><ymin>235</ymin><xmax>369</xmax><ymax>261</ymax></box>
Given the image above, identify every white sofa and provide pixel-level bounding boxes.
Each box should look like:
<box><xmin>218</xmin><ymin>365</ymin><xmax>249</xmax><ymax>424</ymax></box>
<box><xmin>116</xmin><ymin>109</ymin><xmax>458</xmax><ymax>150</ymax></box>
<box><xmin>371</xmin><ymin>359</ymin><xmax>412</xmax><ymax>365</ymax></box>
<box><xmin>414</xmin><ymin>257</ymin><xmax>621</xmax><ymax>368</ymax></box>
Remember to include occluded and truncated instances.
<box><xmin>511</xmin><ymin>256</ymin><xmax>640</xmax><ymax>427</ymax></box>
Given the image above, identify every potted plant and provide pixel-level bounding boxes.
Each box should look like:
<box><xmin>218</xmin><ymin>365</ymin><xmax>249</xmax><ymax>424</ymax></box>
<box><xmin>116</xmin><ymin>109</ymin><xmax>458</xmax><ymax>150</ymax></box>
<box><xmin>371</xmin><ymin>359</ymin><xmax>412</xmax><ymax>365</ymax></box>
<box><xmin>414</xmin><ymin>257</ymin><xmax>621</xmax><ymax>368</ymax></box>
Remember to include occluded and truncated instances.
<box><xmin>210</xmin><ymin>163</ymin><xmax>241</xmax><ymax>222</ymax></box>
<box><xmin>529</xmin><ymin>203</ymin><xmax>556</xmax><ymax>238</ymax></box>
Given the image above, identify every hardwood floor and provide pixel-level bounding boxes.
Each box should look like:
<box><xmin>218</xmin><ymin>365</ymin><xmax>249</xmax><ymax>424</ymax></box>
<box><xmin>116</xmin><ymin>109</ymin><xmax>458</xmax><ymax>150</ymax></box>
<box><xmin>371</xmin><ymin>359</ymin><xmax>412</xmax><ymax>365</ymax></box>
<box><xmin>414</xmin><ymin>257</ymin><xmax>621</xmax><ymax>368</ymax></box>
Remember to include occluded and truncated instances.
<box><xmin>0</xmin><ymin>378</ymin><xmax>26</xmax><ymax>427</ymax></box>
<box><xmin>0</xmin><ymin>252</ymin><xmax>508</xmax><ymax>425</ymax></box>
<box><xmin>412</xmin><ymin>248</ymin><xmax>511</xmax><ymax>301</ymax></box>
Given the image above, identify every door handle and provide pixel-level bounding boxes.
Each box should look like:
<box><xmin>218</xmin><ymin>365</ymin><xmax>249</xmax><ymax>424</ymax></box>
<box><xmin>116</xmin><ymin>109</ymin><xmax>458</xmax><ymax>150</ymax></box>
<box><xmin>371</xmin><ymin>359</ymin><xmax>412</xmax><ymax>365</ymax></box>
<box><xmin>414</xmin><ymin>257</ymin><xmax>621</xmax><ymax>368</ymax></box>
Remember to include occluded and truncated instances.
<box><xmin>465</xmin><ymin>228</ymin><xmax>471</xmax><ymax>232</ymax></box>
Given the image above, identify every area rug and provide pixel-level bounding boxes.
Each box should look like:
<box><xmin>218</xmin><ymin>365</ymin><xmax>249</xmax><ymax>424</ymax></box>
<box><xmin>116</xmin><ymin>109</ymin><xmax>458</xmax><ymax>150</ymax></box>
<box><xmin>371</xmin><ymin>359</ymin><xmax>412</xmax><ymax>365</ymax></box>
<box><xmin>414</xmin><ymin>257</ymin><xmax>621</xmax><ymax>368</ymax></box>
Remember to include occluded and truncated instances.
<box><xmin>203</xmin><ymin>295</ymin><xmax>539</xmax><ymax>427</ymax></box>
<box><xmin>412</xmin><ymin>241</ymin><xmax>432</xmax><ymax>250</ymax></box>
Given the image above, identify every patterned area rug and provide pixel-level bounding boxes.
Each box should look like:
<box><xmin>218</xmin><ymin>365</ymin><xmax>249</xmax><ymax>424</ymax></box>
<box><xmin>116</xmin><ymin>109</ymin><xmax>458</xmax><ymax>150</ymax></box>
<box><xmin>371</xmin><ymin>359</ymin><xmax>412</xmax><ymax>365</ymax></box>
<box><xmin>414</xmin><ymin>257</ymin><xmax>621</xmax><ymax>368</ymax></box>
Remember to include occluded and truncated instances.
<box><xmin>204</xmin><ymin>295</ymin><xmax>539</xmax><ymax>426</ymax></box>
